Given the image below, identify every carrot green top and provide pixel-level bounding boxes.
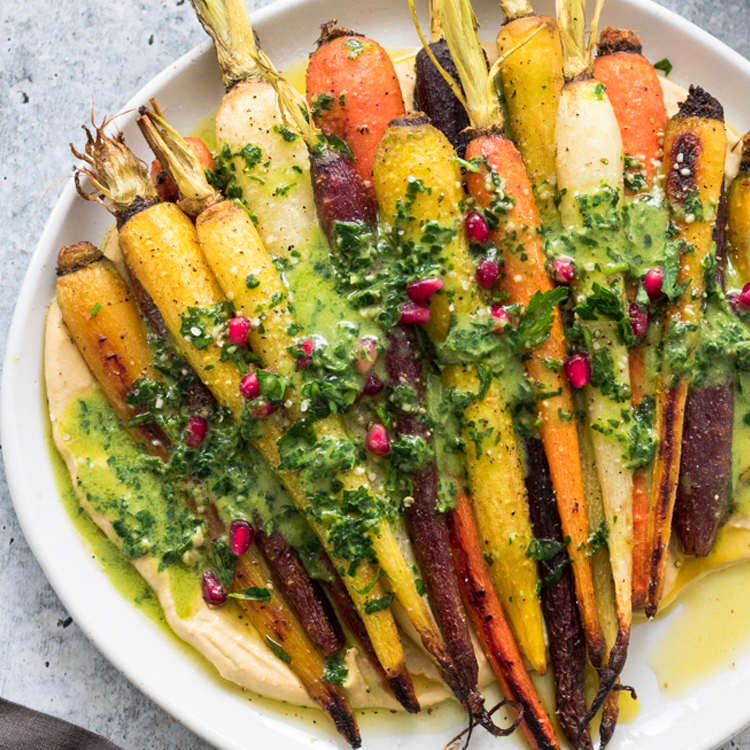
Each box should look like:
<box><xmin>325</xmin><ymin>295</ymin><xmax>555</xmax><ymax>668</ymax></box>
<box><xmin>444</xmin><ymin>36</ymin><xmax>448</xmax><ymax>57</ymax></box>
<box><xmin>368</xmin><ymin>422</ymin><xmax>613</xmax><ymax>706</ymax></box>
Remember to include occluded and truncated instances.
<box><xmin>189</xmin><ymin>0</ymin><xmax>260</xmax><ymax>87</ymax></box>
<box><xmin>558</xmin><ymin>0</ymin><xmax>604</xmax><ymax>82</ymax></box>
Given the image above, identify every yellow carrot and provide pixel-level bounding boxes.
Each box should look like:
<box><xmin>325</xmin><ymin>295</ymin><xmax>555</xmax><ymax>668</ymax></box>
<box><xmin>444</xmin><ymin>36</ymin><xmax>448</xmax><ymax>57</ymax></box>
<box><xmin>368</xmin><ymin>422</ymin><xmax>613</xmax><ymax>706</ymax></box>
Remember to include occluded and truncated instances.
<box><xmin>373</xmin><ymin>114</ymin><xmax>546</xmax><ymax>673</ymax></box>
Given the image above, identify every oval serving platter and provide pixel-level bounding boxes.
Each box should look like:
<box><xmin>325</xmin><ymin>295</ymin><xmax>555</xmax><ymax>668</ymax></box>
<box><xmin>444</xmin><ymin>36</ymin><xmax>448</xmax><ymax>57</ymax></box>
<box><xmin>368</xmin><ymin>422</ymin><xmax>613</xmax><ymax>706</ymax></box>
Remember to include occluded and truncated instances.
<box><xmin>4</xmin><ymin>1</ymin><xmax>750</xmax><ymax>748</ymax></box>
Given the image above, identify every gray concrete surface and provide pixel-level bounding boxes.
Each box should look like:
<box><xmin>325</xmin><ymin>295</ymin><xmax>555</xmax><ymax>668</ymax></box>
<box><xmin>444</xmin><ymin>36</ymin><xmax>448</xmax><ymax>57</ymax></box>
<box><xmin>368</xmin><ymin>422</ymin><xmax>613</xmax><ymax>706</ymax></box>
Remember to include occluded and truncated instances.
<box><xmin>1</xmin><ymin>0</ymin><xmax>749</xmax><ymax>748</ymax></box>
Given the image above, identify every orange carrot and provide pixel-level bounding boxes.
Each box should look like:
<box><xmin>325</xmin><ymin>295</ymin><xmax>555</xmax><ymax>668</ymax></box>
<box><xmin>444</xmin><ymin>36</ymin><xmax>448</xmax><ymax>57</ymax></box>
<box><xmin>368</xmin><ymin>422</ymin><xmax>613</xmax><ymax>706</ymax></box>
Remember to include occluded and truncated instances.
<box><xmin>447</xmin><ymin>494</ymin><xmax>559</xmax><ymax>750</ymax></box>
<box><xmin>306</xmin><ymin>22</ymin><xmax>405</xmax><ymax>189</ymax></box>
<box><xmin>594</xmin><ymin>27</ymin><xmax>666</xmax><ymax>191</ymax></box>
<box><xmin>150</xmin><ymin>136</ymin><xmax>216</xmax><ymax>203</ymax></box>
<box><xmin>465</xmin><ymin>115</ymin><xmax>605</xmax><ymax>673</ymax></box>
<box><xmin>629</xmin><ymin>346</ymin><xmax>651</xmax><ymax>609</ymax></box>
<box><xmin>594</xmin><ymin>28</ymin><xmax>668</xmax><ymax>612</ymax></box>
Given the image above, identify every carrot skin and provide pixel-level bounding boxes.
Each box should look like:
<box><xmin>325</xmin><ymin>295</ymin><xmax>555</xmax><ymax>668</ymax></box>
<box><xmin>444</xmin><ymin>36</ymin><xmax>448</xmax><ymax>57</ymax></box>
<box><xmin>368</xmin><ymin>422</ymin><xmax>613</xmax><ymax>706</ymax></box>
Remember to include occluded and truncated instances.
<box><xmin>674</xmin><ymin>189</ymin><xmax>733</xmax><ymax>557</ymax></box>
<box><xmin>385</xmin><ymin>326</ymin><xmax>481</xmax><ymax>708</ymax></box>
<box><xmin>629</xmin><ymin>345</ymin><xmax>650</xmax><ymax>609</ymax></box>
<box><xmin>255</xmin><ymin>527</ymin><xmax>345</xmax><ymax>657</ymax></box>
<box><xmin>524</xmin><ymin>437</ymin><xmax>592</xmax><ymax>750</ymax></box>
<box><xmin>414</xmin><ymin>40</ymin><xmax>477</xmax><ymax>158</ymax></box>
<box><xmin>594</xmin><ymin>28</ymin><xmax>667</xmax><ymax>190</ymax></box>
<box><xmin>307</xmin><ymin>27</ymin><xmax>405</xmax><ymax>189</ymax></box>
<box><xmin>593</xmin><ymin>28</ymin><xmax>667</xmax><ymax>607</ymax></box>
<box><xmin>310</xmin><ymin>146</ymin><xmax>377</xmax><ymax>242</ymax></box>
<box><xmin>234</xmin><ymin>553</ymin><xmax>361</xmax><ymax>748</ymax></box>
<box><xmin>674</xmin><ymin>380</ymin><xmax>734</xmax><ymax>556</ymax></box>
<box><xmin>319</xmin><ymin>559</ymin><xmax>420</xmax><ymax>714</ymax></box>
<box><xmin>464</xmin><ymin>133</ymin><xmax>605</xmax><ymax>669</ymax></box>
<box><xmin>447</xmin><ymin>495</ymin><xmax>560</xmax><ymax>750</ymax></box>
<box><xmin>600</xmin><ymin>688</ymin><xmax>621</xmax><ymax>748</ymax></box>
<box><xmin>646</xmin><ymin>87</ymin><xmax>727</xmax><ymax>615</ymax></box>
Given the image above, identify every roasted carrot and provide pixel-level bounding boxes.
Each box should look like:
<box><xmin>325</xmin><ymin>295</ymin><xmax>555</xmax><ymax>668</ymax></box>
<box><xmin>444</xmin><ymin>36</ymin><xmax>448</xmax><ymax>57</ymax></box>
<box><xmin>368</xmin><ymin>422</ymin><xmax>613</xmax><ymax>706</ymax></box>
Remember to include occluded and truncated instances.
<box><xmin>55</xmin><ymin>237</ymin><xmax>360</xmax><ymax>745</ymax></box>
<box><xmin>384</xmin><ymin>325</ymin><xmax>508</xmax><ymax>736</ymax></box>
<box><xmin>594</xmin><ymin>27</ymin><xmax>666</xmax><ymax>191</ymax></box>
<box><xmin>436</xmin><ymin>0</ymin><xmax>604</xmax><ymax>673</ymax></box>
<box><xmin>576</xmin><ymin>405</ymin><xmax>627</xmax><ymax>748</ymax></box>
<box><xmin>131</xmin><ymin>108</ymin><xmax>422</xmax><ymax>707</ymax></box>
<box><xmin>306</xmin><ymin>21</ymin><xmax>405</xmax><ymax>191</ymax></box>
<box><xmin>629</xmin><ymin>346</ymin><xmax>651</xmax><ymax>608</ymax></box>
<box><xmin>593</xmin><ymin>26</ymin><xmax>667</xmax><ymax>608</ymax></box>
<box><xmin>373</xmin><ymin>112</ymin><xmax>546</xmax><ymax>673</ymax></box>
<box><xmin>674</xmin><ymin>192</ymin><xmax>734</xmax><ymax>557</ymax></box>
<box><xmin>728</xmin><ymin>136</ymin><xmax>750</xmax><ymax>283</ymax></box>
<box><xmin>150</xmin><ymin>136</ymin><xmax>215</xmax><ymax>203</ymax></box>
<box><xmin>645</xmin><ymin>86</ymin><xmax>727</xmax><ymax>615</ymax></box>
<box><xmin>413</xmin><ymin>0</ymin><xmax>478</xmax><ymax>158</ymax></box>
<box><xmin>555</xmin><ymin>0</ymin><xmax>635</xmax><ymax>732</ymax></box>
<box><xmin>55</xmin><ymin>243</ymin><xmax>171</xmax><ymax>462</ymax></box>
<box><xmin>447</xmin><ymin>492</ymin><xmax>560</xmax><ymax>750</ymax></box>
<box><xmin>233</xmin><ymin>549</ymin><xmax>361</xmax><ymax>747</ymax></box>
<box><xmin>524</xmin><ymin>437</ymin><xmax>591</xmax><ymax>750</ymax></box>
<box><xmin>190</xmin><ymin>0</ymin><xmax>322</xmax><ymax>260</ymax></box>
<box><xmin>254</xmin><ymin>527</ymin><xmax>345</xmax><ymax>657</ymax></box>
<box><xmin>496</xmin><ymin>0</ymin><xmax>564</xmax><ymax>224</ymax></box>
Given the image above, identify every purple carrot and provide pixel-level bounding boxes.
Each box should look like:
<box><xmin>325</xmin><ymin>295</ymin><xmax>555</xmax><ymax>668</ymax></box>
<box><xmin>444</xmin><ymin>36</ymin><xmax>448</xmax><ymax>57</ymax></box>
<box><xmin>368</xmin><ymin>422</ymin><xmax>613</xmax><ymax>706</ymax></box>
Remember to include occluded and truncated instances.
<box><xmin>524</xmin><ymin>437</ymin><xmax>592</xmax><ymax>750</ymax></box>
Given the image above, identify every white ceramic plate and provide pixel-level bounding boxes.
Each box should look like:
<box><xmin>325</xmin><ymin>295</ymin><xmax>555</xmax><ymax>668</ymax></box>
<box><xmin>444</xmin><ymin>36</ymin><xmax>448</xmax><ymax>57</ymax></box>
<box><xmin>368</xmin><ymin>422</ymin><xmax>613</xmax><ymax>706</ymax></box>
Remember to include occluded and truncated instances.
<box><xmin>5</xmin><ymin>0</ymin><xmax>750</xmax><ymax>748</ymax></box>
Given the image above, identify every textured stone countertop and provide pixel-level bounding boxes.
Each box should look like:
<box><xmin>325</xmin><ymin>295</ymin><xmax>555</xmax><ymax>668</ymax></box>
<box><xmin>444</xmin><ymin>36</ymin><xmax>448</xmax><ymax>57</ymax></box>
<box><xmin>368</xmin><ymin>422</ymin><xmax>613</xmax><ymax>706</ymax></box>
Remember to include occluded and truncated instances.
<box><xmin>2</xmin><ymin>0</ymin><xmax>750</xmax><ymax>748</ymax></box>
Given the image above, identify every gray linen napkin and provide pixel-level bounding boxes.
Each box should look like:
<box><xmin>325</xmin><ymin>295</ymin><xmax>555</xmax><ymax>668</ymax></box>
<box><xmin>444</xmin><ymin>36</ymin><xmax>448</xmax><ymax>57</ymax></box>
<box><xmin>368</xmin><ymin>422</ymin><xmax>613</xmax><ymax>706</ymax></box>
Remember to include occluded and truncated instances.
<box><xmin>0</xmin><ymin>697</ymin><xmax>123</xmax><ymax>750</ymax></box>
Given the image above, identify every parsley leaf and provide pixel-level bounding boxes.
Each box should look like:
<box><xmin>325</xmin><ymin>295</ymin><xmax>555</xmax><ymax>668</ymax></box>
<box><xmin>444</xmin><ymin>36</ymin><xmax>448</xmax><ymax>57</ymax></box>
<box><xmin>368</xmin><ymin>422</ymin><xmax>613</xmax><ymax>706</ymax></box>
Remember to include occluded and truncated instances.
<box><xmin>229</xmin><ymin>586</ymin><xmax>272</xmax><ymax>602</ymax></box>
<box><xmin>364</xmin><ymin>593</ymin><xmax>394</xmax><ymax>614</ymax></box>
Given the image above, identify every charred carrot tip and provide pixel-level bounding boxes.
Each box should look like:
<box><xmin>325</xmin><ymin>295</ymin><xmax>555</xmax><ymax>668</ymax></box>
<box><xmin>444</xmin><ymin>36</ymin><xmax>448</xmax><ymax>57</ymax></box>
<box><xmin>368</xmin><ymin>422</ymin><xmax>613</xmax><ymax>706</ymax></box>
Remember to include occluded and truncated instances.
<box><xmin>596</xmin><ymin>26</ymin><xmax>642</xmax><ymax>56</ymax></box>
<box><xmin>577</xmin><ymin>627</ymin><xmax>631</xmax><ymax>742</ymax></box>
<box><xmin>676</xmin><ymin>85</ymin><xmax>724</xmax><ymax>122</ymax></box>
<box><xmin>324</xmin><ymin>686</ymin><xmax>362</xmax><ymax>748</ymax></box>
<box><xmin>315</xmin><ymin>19</ymin><xmax>364</xmax><ymax>47</ymax></box>
<box><xmin>56</xmin><ymin>242</ymin><xmax>103</xmax><ymax>275</ymax></box>
<box><xmin>387</xmin><ymin>670</ymin><xmax>421</xmax><ymax>714</ymax></box>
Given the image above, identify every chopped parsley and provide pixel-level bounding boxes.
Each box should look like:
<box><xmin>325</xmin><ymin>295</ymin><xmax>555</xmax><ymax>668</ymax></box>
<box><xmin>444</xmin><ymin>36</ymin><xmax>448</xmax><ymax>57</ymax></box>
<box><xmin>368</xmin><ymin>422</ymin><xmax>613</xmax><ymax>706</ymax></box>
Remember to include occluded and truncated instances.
<box><xmin>265</xmin><ymin>636</ymin><xmax>292</xmax><ymax>664</ymax></box>
<box><xmin>653</xmin><ymin>58</ymin><xmax>673</xmax><ymax>76</ymax></box>
<box><xmin>229</xmin><ymin>586</ymin><xmax>272</xmax><ymax>602</ymax></box>
<box><xmin>323</xmin><ymin>654</ymin><xmax>349</xmax><ymax>686</ymax></box>
<box><xmin>364</xmin><ymin>593</ymin><xmax>394</xmax><ymax>614</ymax></box>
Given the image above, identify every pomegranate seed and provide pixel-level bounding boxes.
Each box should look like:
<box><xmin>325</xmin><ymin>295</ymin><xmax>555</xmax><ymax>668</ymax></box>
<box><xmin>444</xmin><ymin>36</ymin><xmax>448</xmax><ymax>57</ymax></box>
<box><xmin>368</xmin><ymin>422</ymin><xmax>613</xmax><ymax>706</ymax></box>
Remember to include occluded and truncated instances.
<box><xmin>644</xmin><ymin>268</ymin><xmax>664</xmax><ymax>302</ymax></box>
<box><xmin>465</xmin><ymin>211</ymin><xmax>490</xmax><ymax>246</ymax></box>
<box><xmin>296</xmin><ymin>338</ymin><xmax>314</xmax><ymax>368</ymax></box>
<box><xmin>184</xmin><ymin>415</ymin><xmax>209</xmax><ymax>448</ymax></box>
<box><xmin>239</xmin><ymin>372</ymin><xmax>260</xmax><ymax>400</ymax></box>
<box><xmin>355</xmin><ymin>337</ymin><xmax>379</xmax><ymax>373</ymax></box>
<box><xmin>489</xmin><ymin>304</ymin><xmax>514</xmax><ymax>333</ymax></box>
<box><xmin>738</xmin><ymin>282</ymin><xmax>750</xmax><ymax>310</ymax></box>
<box><xmin>476</xmin><ymin>257</ymin><xmax>500</xmax><ymax>289</ymax></box>
<box><xmin>563</xmin><ymin>352</ymin><xmax>592</xmax><ymax>389</ymax></box>
<box><xmin>552</xmin><ymin>256</ymin><xmax>576</xmax><ymax>285</ymax></box>
<box><xmin>366</xmin><ymin>424</ymin><xmax>390</xmax><ymax>456</ymax></box>
<box><xmin>629</xmin><ymin>302</ymin><xmax>649</xmax><ymax>338</ymax></box>
<box><xmin>399</xmin><ymin>302</ymin><xmax>431</xmax><ymax>325</ymax></box>
<box><xmin>251</xmin><ymin>398</ymin><xmax>278</xmax><ymax>419</ymax></box>
<box><xmin>202</xmin><ymin>570</ymin><xmax>227</xmax><ymax>606</ymax></box>
<box><xmin>228</xmin><ymin>316</ymin><xmax>252</xmax><ymax>347</ymax></box>
<box><xmin>406</xmin><ymin>276</ymin><xmax>443</xmax><ymax>304</ymax></box>
<box><xmin>230</xmin><ymin>519</ymin><xmax>254</xmax><ymax>556</ymax></box>
<box><xmin>363</xmin><ymin>373</ymin><xmax>384</xmax><ymax>396</ymax></box>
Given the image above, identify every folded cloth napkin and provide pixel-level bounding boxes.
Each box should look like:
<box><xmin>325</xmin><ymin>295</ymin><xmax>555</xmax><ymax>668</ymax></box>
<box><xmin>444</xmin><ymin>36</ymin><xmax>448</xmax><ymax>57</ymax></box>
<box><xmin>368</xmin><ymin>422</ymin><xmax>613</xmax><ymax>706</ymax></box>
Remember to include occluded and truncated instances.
<box><xmin>0</xmin><ymin>697</ymin><xmax>123</xmax><ymax>750</ymax></box>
